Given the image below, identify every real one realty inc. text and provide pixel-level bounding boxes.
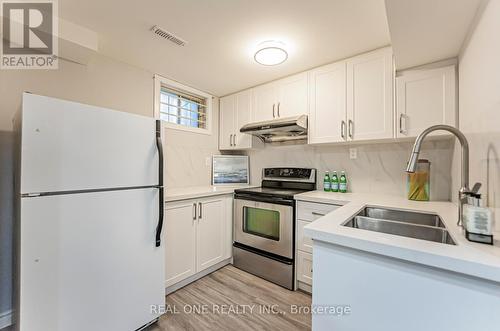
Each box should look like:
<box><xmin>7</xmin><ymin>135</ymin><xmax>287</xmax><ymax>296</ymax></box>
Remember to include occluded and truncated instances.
<box><xmin>150</xmin><ymin>304</ymin><xmax>352</xmax><ymax>316</ymax></box>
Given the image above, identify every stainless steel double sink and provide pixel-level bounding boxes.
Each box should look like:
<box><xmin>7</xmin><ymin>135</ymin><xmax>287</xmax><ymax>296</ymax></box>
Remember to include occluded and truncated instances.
<box><xmin>343</xmin><ymin>207</ymin><xmax>456</xmax><ymax>245</ymax></box>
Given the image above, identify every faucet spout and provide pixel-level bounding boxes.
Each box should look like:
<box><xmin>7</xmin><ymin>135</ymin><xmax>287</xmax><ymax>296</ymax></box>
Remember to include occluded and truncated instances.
<box><xmin>405</xmin><ymin>125</ymin><xmax>471</xmax><ymax>227</ymax></box>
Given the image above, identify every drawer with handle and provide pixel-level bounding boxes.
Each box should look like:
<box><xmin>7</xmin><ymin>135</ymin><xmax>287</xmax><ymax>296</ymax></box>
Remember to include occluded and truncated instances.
<box><xmin>297</xmin><ymin>201</ymin><xmax>341</xmax><ymax>222</ymax></box>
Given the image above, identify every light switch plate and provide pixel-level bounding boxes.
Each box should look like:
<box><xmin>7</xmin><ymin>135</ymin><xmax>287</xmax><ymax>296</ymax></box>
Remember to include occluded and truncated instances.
<box><xmin>205</xmin><ymin>157</ymin><xmax>211</xmax><ymax>166</ymax></box>
<box><xmin>349</xmin><ymin>148</ymin><xmax>357</xmax><ymax>160</ymax></box>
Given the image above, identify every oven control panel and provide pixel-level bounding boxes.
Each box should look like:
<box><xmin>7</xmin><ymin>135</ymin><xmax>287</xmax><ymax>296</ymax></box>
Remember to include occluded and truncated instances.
<box><xmin>263</xmin><ymin>168</ymin><xmax>316</xmax><ymax>183</ymax></box>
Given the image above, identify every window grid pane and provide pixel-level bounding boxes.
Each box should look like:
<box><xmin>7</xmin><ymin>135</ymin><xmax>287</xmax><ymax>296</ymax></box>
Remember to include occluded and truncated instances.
<box><xmin>159</xmin><ymin>86</ymin><xmax>207</xmax><ymax>129</ymax></box>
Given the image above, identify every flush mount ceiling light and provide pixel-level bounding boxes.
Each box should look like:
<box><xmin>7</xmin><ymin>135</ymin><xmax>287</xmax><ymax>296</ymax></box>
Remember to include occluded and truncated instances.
<box><xmin>254</xmin><ymin>41</ymin><xmax>288</xmax><ymax>66</ymax></box>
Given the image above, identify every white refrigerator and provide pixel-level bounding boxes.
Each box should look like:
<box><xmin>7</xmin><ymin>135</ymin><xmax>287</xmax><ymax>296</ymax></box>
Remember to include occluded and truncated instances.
<box><xmin>14</xmin><ymin>93</ymin><xmax>165</xmax><ymax>331</ymax></box>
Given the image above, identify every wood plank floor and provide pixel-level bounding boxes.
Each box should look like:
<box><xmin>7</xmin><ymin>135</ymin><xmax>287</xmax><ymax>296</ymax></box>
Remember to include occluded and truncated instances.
<box><xmin>1</xmin><ymin>265</ymin><xmax>311</xmax><ymax>331</ymax></box>
<box><xmin>147</xmin><ymin>265</ymin><xmax>312</xmax><ymax>331</ymax></box>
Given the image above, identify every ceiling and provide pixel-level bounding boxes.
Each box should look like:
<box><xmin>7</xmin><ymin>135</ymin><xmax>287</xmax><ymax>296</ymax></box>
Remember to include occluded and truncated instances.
<box><xmin>385</xmin><ymin>0</ymin><xmax>483</xmax><ymax>70</ymax></box>
<box><xmin>59</xmin><ymin>0</ymin><xmax>391</xmax><ymax>96</ymax></box>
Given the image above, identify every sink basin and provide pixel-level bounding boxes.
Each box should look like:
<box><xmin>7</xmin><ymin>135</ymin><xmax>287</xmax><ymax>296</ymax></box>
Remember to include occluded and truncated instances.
<box><xmin>343</xmin><ymin>207</ymin><xmax>456</xmax><ymax>245</ymax></box>
<box><xmin>358</xmin><ymin>207</ymin><xmax>445</xmax><ymax>228</ymax></box>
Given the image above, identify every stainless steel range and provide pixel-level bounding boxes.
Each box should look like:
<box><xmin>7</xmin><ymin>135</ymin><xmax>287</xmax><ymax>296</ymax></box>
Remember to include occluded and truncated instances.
<box><xmin>233</xmin><ymin>167</ymin><xmax>317</xmax><ymax>290</ymax></box>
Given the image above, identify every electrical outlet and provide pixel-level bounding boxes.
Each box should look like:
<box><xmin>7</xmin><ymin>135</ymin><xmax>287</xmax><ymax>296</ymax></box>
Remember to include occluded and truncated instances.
<box><xmin>205</xmin><ymin>157</ymin><xmax>211</xmax><ymax>166</ymax></box>
<box><xmin>349</xmin><ymin>148</ymin><xmax>357</xmax><ymax>160</ymax></box>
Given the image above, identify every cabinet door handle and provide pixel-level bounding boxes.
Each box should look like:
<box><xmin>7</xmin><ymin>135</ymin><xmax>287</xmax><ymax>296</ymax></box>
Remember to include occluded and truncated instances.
<box><xmin>272</xmin><ymin>104</ymin><xmax>276</xmax><ymax>118</ymax></box>
<box><xmin>230</xmin><ymin>134</ymin><xmax>234</xmax><ymax>146</ymax></box>
<box><xmin>399</xmin><ymin>114</ymin><xmax>407</xmax><ymax>135</ymax></box>
<box><xmin>193</xmin><ymin>203</ymin><xmax>197</xmax><ymax>220</ymax></box>
<box><xmin>277</xmin><ymin>102</ymin><xmax>280</xmax><ymax>117</ymax></box>
<box><xmin>233</xmin><ymin>134</ymin><xmax>236</xmax><ymax>147</ymax></box>
<box><xmin>312</xmin><ymin>211</ymin><xmax>326</xmax><ymax>216</ymax></box>
<box><xmin>341</xmin><ymin>121</ymin><xmax>346</xmax><ymax>140</ymax></box>
<box><xmin>198</xmin><ymin>202</ymin><xmax>202</xmax><ymax>220</ymax></box>
<box><xmin>348</xmin><ymin>120</ymin><xmax>354</xmax><ymax>139</ymax></box>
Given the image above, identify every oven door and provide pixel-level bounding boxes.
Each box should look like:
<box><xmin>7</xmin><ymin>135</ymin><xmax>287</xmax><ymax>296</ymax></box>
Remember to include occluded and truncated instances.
<box><xmin>234</xmin><ymin>197</ymin><xmax>293</xmax><ymax>259</ymax></box>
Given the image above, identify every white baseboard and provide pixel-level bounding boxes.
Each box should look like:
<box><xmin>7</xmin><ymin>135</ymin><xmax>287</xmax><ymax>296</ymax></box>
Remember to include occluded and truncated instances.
<box><xmin>0</xmin><ymin>309</ymin><xmax>12</xmax><ymax>329</ymax></box>
<box><xmin>297</xmin><ymin>281</ymin><xmax>312</xmax><ymax>294</ymax></box>
<box><xmin>165</xmin><ymin>258</ymin><xmax>232</xmax><ymax>295</ymax></box>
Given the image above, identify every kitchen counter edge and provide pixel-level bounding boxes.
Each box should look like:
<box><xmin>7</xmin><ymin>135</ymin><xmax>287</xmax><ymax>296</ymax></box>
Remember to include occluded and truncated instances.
<box><xmin>296</xmin><ymin>191</ymin><xmax>500</xmax><ymax>284</ymax></box>
<box><xmin>165</xmin><ymin>185</ymin><xmax>258</xmax><ymax>203</ymax></box>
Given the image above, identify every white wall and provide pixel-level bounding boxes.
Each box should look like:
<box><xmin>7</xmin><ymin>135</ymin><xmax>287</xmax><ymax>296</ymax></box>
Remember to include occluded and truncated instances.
<box><xmin>0</xmin><ymin>131</ymin><xmax>14</xmax><ymax>325</ymax></box>
<box><xmin>0</xmin><ymin>55</ymin><xmax>153</xmax><ymax>130</ymax></box>
<box><xmin>0</xmin><ymin>54</ymin><xmax>220</xmax><ymax>321</ymax></box>
<box><xmin>242</xmin><ymin>139</ymin><xmax>453</xmax><ymax>200</ymax></box>
<box><xmin>163</xmin><ymin>97</ymin><xmax>220</xmax><ymax>188</ymax></box>
<box><xmin>454</xmin><ymin>0</ymin><xmax>500</xmax><ymax>232</ymax></box>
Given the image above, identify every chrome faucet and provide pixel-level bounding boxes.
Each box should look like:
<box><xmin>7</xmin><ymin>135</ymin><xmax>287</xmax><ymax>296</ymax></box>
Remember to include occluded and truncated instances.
<box><xmin>406</xmin><ymin>125</ymin><xmax>478</xmax><ymax>228</ymax></box>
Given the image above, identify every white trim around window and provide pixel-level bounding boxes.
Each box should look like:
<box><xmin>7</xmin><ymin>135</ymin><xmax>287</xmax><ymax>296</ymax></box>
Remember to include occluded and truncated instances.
<box><xmin>154</xmin><ymin>74</ymin><xmax>213</xmax><ymax>135</ymax></box>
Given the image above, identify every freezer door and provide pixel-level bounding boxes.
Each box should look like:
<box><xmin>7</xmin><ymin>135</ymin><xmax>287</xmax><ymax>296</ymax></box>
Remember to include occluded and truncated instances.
<box><xmin>20</xmin><ymin>93</ymin><xmax>159</xmax><ymax>194</ymax></box>
<box><xmin>19</xmin><ymin>188</ymin><xmax>165</xmax><ymax>331</ymax></box>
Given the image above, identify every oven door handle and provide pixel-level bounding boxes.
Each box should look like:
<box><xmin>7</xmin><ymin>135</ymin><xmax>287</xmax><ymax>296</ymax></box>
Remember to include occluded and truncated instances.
<box><xmin>234</xmin><ymin>194</ymin><xmax>294</xmax><ymax>206</ymax></box>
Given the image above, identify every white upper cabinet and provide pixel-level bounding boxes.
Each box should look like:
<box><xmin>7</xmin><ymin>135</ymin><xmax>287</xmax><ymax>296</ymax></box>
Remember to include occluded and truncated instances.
<box><xmin>346</xmin><ymin>47</ymin><xmax>394</xmax><ymax>141</ymax></box>
<box><xmin>252</xmin><ymin>72</ymin><xmax>309</xmax><ymax>122</ymax></box>
<box><xmin>308</xmin><ymin>61</ymin><xmax>347</xmax><ymax>144</ymax></box>
<box><xmin>308</xmin><ymin>47</ymin><xmax>393</xmax><ymax>144</ymax></box>
<box><xmin>219</xmin><ymin>90</ymin><xmax>253</xmax><ymax>150</ymax></box>
<box><xmin>396</xmin><ymin>65</ymin><xmax>457</xmax><ymax>138</ymax></box>
<box><xmin>219</xmin><ymin>95</ymin><xmax>236</xmax><ymax>150</ymax></box>
<box><xmin>276</xmin><ymin>72</ymin><xmax>309</xmax><ymax>118</ymax></box>
<box><xmin>252</xmin><ymin>82</ymin><xmax>277</xmax><ymax>122</ymax></box>
<box><xmin>234</xmin><ymin>90</ymin><xmax>253</xmax><ymax>148</ymax></box>
<box><xmin>217</xmin><ymin>47</ymin><xmax>456</xmax><ymax>146</ymax></box>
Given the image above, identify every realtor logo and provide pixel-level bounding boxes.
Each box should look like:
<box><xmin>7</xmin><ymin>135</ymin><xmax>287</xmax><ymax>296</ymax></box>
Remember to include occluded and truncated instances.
<box><xmin>1</xmin><ymin>0</ymin><xmax>58</xmax><ymax>69</ymax></box>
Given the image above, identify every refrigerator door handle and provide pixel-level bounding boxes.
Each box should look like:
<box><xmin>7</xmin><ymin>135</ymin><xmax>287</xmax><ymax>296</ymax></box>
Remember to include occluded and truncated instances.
<box><xmin>156</xmin><ymin>120</ymin><xmax>164</xmax><ymax>185</ymax></box>
<box><xmin>155</xmin><ymin>120</ymin><xmax>164</xmax><ymax>247</ymax></box>
<box><xmin>155</xmin><ymin>187</ymin><xmax>164</xmax><ymax>247</ymax></box>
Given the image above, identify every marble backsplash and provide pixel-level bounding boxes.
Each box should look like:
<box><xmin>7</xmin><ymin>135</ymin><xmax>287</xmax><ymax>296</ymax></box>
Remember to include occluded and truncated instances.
<box><xmin>164</xmin><ymin>143</ymin><xmax>219</xmax><ymax>188</ymax></box>
<box><xmin>241</xmin><ymin>139</ymin><xmax>454</xmax><ymax>201</ymax></box>
<box><xmin>162</xmin><ymin>96</ymin><xmax>221</xmax><ymax>189</ymax></box>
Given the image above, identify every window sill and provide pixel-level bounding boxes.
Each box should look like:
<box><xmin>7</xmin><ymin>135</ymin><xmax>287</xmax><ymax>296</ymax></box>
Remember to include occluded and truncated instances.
<box><xmin>161</xmin><ymin>121</ymin><xmax>212</xmax><ymax>135</ymax></box>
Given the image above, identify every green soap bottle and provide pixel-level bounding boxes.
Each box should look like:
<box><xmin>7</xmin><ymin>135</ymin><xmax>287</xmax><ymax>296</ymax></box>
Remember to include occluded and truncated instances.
<box><xmin>339</xmin><ymin>171</ymin><xmax>347</xmax><ymax>193</ymax></box>
<box><xmin>330</xmin><ymin>171</ymin><xmax>339</xmax><ymax>192</ymax></box>
<box><xmin>323</xmin><ymin>171</ymin><xmax>331</xmax><ymax>192</ymax></box>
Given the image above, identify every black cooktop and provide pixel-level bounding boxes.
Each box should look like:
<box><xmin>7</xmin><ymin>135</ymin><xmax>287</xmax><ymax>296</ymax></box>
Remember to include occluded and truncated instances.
<box><xmin>235</xmin><ymin>167</ymin><xmax>317</xmax><ymax>200</ymax></box>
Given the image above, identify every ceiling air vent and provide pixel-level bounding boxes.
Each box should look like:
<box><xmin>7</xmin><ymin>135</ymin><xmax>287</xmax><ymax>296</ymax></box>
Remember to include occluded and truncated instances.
<box><xmin>150</xmin><ymin>25</ymin><xmax>187</xmax><ymax>47</ymax></box>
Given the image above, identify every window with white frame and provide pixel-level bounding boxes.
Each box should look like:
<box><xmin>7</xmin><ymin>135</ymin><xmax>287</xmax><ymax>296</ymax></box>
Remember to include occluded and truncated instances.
<box><xmin>154</xmin><ymin>75</ymin><xmax>212</xmax><ymax>134</ymax></box>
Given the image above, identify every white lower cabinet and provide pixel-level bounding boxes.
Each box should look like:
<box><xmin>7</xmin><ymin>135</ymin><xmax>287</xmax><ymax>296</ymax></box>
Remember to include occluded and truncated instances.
<box><xmin>164</xmin><ymin>200</ymin><xmax>197</xmax><ymax>287</ymax></box>
<box><xmin>296</xmin><ymin>201</ymin><xmax>341</xmax><ymax>292</ymax></box>
<box><xmin>297</xmin><ymin>251</ymin><xmax>313</xmax><ymax>286</ymax></box>
<box><xmin>297</xmin><ymin>220</ymin><xmax>313</xmax><ymax>253</ymax></box>
<box><xmin>196</xmin><ymin>196</ymin><xmax>226</xmax><ymax>271</ymax></box>
<box><xmin>164</xmin><ymin>195</ymin><xmax>232</xmax><ymax>288</ymax></box>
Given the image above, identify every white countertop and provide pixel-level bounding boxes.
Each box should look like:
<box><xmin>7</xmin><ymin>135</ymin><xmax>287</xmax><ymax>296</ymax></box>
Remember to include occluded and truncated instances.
<box><xmin>298</xmin><ymin>191</ymin><xmax>500</xmax><ymax>283</ymax></box>
<box><xmin>165</xmin><ymin>185</ymin><xmax>257</xmax><ymax>202</ymax></box>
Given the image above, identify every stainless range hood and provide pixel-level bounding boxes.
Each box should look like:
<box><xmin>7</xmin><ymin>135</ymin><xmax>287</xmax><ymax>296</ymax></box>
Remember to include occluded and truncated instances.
<box><xmin>239</xmin><ymin>115</ymin><xmax>308</xmax><ymax>143</ymax></box>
